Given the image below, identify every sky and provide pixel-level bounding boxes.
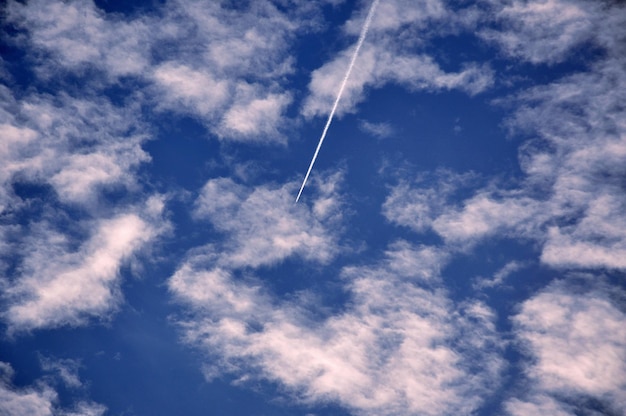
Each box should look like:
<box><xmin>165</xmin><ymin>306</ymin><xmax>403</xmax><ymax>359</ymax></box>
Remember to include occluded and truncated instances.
<box><xmin>0</xmin><ymin>0</ymin><xmax>625</xmax><ymax>415</ymax></box>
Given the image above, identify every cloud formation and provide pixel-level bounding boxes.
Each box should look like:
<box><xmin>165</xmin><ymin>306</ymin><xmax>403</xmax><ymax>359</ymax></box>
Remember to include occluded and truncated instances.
<box><xmin>4</xmin><ymin>207</ymin><xmax>162</xmax><ymax>332</ymax></box>
<box><xmin>0</xmin><ymin>361</ymin><xmax>105</xmax><ymax>416</ymax></box>
<box><xmin>506</xmin><ymin>279</ymin><xmax>626</xmax><ymax>414</ymax></box>
<box><xmin>171</xmin><ymin>239</ymin><xmax>503</xmax><ymax>415</ymax></box>
<box><xmin>303</xmin><ymin>0</ymin><xmax>494</xmax><ymax>119</ymax></box>
<box><xmin>0</xmin><ymin>85</ymin><xmax>166</xmax><ymax>333</ymax></box>
<box><xmin>383</xmin><ymin>0</ymin><xmax>626</xmax><ymax>271</ymax></box>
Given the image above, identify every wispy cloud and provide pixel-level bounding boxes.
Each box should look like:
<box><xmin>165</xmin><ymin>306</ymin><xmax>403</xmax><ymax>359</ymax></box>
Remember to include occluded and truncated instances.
<box><xmin>192</xmin><ymin>174</ymin><xmax>343</xmax><ymax>269</ymax></box>
<box><xmin>506</xmin><ymin>278</ymin><xmax>626</xmax><ymax>414</ymax></box>
<box><xmin>39</xmin><ymin>356</ymin><xmax>83</xmax><ymax>389</ymax></box>
<box><xmin>170</xmin><ymin>239</ymin><xmax>504</xmax><ymax>415</ymax></box>
<box><xmin>0</xmin><ymin>82</ymin><xmax>167</xmax><ymax>333</ymax></box>
<box><xmin>474</xmin><ymin>260</ymin><xmax>526</xmax><ymax>290</ymax></box>
<box><xmin>382</xmin><ymin>0</ymin><xmax>626</xmax><ymax>271</ymax></box>
<box><xmin>0</xmin><ymin>361</ymin><xmax>105</xmax><ymax>416</ymax></box>
<box><xmin>479</xmin><ymin>0</ymin><xmax>596</xmax><ymax>64</ymax></box>
<box><xmin>303</xmin><ymin>0</ymin><xmax>494</xmax><ymax>119</ymax></box>
<box><xmin>358</xmin><ymin>120</ymin><xmax>394</xmax><ymax>139</ymax></box>
<box><xmin>4</xmin><ymin>203</ymin><xmax>165</xmax><ymax>333</ymax></box>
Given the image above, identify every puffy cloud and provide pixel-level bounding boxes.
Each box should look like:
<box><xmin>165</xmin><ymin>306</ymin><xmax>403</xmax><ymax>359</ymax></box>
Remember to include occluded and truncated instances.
<box><xmin>479</xmin><ymin>0</ymin><xmax>597</xmax><ymax>64</ymax></box>
<box><xmin>0</xmin><ymin>87</ymin><xmax>149</xmax><ymax>207</ymax></box>
<box><xmin>383</xmin><ymin>0</ymin><xmax>626</xmax><ymax>270</ymax></box>
<box><xmin>0</xmin><ymin>361</ymin><xmax>105</xmax><ymax>416</ymax></box>
<box><xmin>148</xmin><ymin>0</ymin><xmax>304</xmax><ymax>142</ymax></box>
<box><xmin>0</xmin><ymin>85</ymin><xmax>166</xmax><ymax>334</ymax></box>
<box><xmin>303</xmin><ymin>43</ymin><xmax>493</xmax><ymax>119</ymax></box>
<box><xmin>505</xmin><ymin>279</ymin><xmax>626</xmax><ymax>414</ymax></box>
<box><xmin>505</xmin><ymin>394</ymin><xmax>574</xmax><ymax>416</ymax></box>
<box><xmin>192</xmin><ymin>173</ymin><xmax>344</xmax><ymax>269</ymax></box>
<box><xmin>3</xmin><ymin>203</ymin><xmax>164</xmax><ymax>333</ymax></box>
<box><xmin>6</xmin><ymin>0</ymin><xmax>325</xmax><ymax>143</ymax></box>
<box><xmin>170</xmin><ymin>240</ymin><xmax>504</xmax><ymax>415</ymax></box>
<box><xmin>6</xmin><ymin>0</ymin><xmax>151</xmax><ymax>78</ymax></box>
<box><xmin>302</xmin><ymin>0</ymin><xmax>494</xmax><ymax>119</ymax></box>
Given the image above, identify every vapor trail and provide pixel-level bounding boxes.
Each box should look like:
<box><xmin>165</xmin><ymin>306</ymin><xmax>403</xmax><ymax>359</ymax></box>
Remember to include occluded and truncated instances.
<box><xmin>295</xmin><ymin>0</ymin><xmax>380</xmax><ymax>203</ymax></box>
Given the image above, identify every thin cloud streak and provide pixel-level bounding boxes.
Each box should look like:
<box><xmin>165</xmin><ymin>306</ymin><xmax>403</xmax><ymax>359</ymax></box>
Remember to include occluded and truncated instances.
<box><xmin>296</xmin><ymin>0</ymin><xmax>380</xmax><ymax>203</ymax></box>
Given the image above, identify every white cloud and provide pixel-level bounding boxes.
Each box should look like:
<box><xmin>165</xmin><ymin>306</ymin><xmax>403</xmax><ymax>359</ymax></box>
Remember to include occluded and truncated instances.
<box><xmin>382</xmin><ymin>170</ymin><xmax>478</xmax><ymax>235</ymax></box>
<box><xmin>303</xmin><ymin>42</ymin><xmax>493</xmax><ymax>119</ymax></box>
<box><xmin>39</xmin><ymin>356</ymin><xmax>83</xmax><ymax>389</ymax></box>
<box><xmin>148</xmin><ymin>0</ymin><xmax>303</xmax><ymax>142</ymax></box>
<box><xmin>0</xmin><ymin>84</ymin><xmax>166</xmax><ymax>333</ymax></box>
<box><xmin>170</xmin><ymin>235</ymin><xmax>504</xmax><ymax>415</ymax></box>
<box><xmin>480</xmin><ymin>0</ymin><xmax>596</xmax><ymax>64</ymax></box>
<box><xmin>432</xmin><ymin>192</ymin><xmax>540</xmax><ymax>243</ymax></box>
<box><xmin>218</xmin><ymin>89</ymin><xmax>291</xmax><ymax>142</ymax></box>
<box><xmin>474</xmin><ymin>260</ymin><xmax>526</xmax><ymax>290</ymax></box>
<box><xmin>505</xmin><ymin>394</ymin><xmax>574</xmax><ymax>416</ymax></box>
<box><xmin>7</xmin><ymin>0</ymin><xmax>323</xmax><ymax>143</ymax></box>
<box><xmin>192</xmin><ymin>175</ymin><xmax>343</xmax><ymax>269</ymax></box>
<box><xmin>358</xmin><ymin>120</ymin><xmax>394</xmax><ymax>139</ymax></box>
<box><xmin>0</xmin><ymin>361</ymin><xmax>105</xmax><ymax>416</ymax></box>
<box><xmin>3</xmin><ymin>201</ymin><xmax>164</xmax><ymax>333</ymax></box>
<box><xmin>151</xmin><ymin>62</ymin><xmax>230</xmax><ymax>118</ymax></box>
<box><xmin>383</xmin><ymin>0</ymin><xmax>626</xmax><ymax>270</ymax></box>
<box><xmin>0</xmin><ymin>88</ymin><xmax>149</xmax><ymax>207</ymax></box>
<box><xmin>6</xmin><ymin>0</ymin><xmax>151</xmax><ymax>78</ymax></box>
<box><xmin>506</xmin><ymin>279</ymin><xmax>626</xmax><ymax>413</ymax></box>
<box><xmin>303</xmin><ymin>0</ymin><xmax>494</xmax><ymax>119</ymax></box>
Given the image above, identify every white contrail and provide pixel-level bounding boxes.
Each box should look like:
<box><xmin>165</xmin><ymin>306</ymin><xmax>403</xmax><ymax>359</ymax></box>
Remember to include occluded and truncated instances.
<box><xmin>295</xmin><ymin>0</ymin><xmax>380</xmax><ymax>203</ymax></box>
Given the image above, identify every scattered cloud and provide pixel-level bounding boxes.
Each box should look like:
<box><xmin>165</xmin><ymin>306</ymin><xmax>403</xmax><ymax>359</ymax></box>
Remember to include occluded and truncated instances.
<box><xmin>170</xmin><ymin>240</ymin><xmax>504</xmax><ymax>415</ymax></box>
<box><xmin>358</xmin><ymin>120</ymin><xmax>394</xmax><ymax>139</ymax></box>
<box><xmin>39</xmin><ymin>356</ymin><xmax>83</xmax><ymax>389</ymax></box>
<box><xmin>3</xmin><ymin>202</ymin><xmax>165</xmax><ymax>333</ymax></box>
<box><xmin>6</xmin><ymin>0</ymin><xmax>151</xmax><ymax>79</ymax></box>
<box><xmin>474</xmin><ymin>260</ymin><xmax>526</xmax><ymax>290</ymax></box>
<box><xmin>2</xmin><ymin>0</ymin><xmax>625</xmax><ymax>414</ymax></box>
<box><xmin>381</xmin><ymin>0</ymin><xmax>626</xmax><ymax>271</ymax></box>
<box><xmin>0</xmin><ymin>361</ymin><xmax>105</xmax><ymax>416</ymax></box>
<box><xmin>302</xmin><ymin>0</ymin><xmax>494</xmax><ymax>119</ymax></box>
<box><xmin>0</xmin><ymin>87</ymin><xmax>149</xmax><ymax>207</ymax></box>
<box><xmin>479</xmin><ymin>0</ymin><xmax>596</xmax><ymax>64</ymax></box>
<box><xmin>192</xmin><ymin>174</ymin><xmax>343</xmax><ymax>269</ymax></box>
<box><xmin>506</xmin><ymin>278</ymin><xmax>626</xmax><ymax>414</ymax></box>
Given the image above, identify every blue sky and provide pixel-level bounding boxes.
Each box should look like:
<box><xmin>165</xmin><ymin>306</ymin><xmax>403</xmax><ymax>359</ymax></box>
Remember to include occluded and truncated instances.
<box><xmin>1</xmin><ymin>0</ymin><xmax>625</xmax><ymax>415</ymax></box>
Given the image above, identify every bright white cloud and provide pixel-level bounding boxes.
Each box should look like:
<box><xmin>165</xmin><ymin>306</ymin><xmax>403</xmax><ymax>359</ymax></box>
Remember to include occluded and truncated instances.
<box><xmin>7</xmin><ymin>0</ymin><xmax>319</xmax><ymax>143</ymax></box>
<box><xmin>0</xmin><ymin>84</ymin><xmax>166</xmax><ymax>333</ymax></box>
<box><xmin>152</xmin><ymin>62</ymin><xmax>230</xmax><ymax>117</ymax></box>
<box><xmin>170</xmin><ymin>241</ymin><xmax>503</xmax><ymax>415</ymax></box>
<box><xmin>382</xmin><ymin>170</ymin><xmax>478</xmax><ymax>234</ymax></box>
<box><xmin>0</xmin><ymin>361</ymin><xmax>105</xmax><ymax>416</ymax></box>
<box><xmin>149</xmin><ymin>0</ymin><xmax>303</xmax><ymax>142</ymax></box>
<box><xmin>383</xmin><ymin>0</ymin><xmax>626</xmax><ymax>270</ymax></box>
<box><xmin>192</xmin><ymin>175</ymin><xmax>343</xmax><ymax>269</ymax></box>
<box><xmin>303</xmin><ymin>0</ymin><xmax>494</xmax><ymax>119</ymax></box>
<box><xmin>0</xmin><ymin>88</ymin><xmax>149</xmax><ymax>207</ymax></box>
<box><xmin>505</xmin><ymin>394</ymin><xmax>574</xmax><ymax>416</ymax></box>
<box><xmin>506</xmin><ymin>279</ymin><xmax>626</xmax><ymax>414</ymax></box>
<box><xmin>480</xmin><ymin>0</ymin><xmax>595</xmax><ymax>64</ymax></box>
<box><xmin>6</xmin><ymin>0</ymin><xmax>151</xmax><ymax>78</ymax></box>
<box><xmin>303</xmin><ymin>42</ymin><xmax>493</xmax><ymax>119</ymax></box>
<box><xmin>3</xmin><ymin>200</ymin><xmax>164</xmax><ymax>333</ymax></box>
